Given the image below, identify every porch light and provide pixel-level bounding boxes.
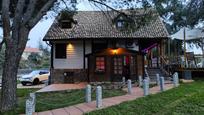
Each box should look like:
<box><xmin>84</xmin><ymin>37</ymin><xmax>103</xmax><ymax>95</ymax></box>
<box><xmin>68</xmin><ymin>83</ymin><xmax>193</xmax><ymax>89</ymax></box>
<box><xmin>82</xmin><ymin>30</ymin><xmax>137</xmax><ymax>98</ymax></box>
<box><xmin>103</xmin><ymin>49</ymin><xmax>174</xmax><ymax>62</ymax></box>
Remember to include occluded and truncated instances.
<box><xmin>67</xmin><ymin>43</ymin><xmax>74</xmax><ymax>49</ymax></box>
<box><xmin>112</xmin><ymin>49</ymin><xmax>118</xmax><ymax>55</ymax></box>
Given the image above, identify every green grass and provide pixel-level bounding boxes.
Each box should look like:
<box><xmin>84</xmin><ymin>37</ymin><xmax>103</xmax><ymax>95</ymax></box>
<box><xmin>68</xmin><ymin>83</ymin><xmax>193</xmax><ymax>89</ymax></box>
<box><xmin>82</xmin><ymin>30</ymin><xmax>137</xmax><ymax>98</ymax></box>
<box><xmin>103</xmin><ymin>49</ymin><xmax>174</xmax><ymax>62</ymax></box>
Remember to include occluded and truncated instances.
<box><xmin>87</xmin><ymin>80</ymin><xmax>204</xmax><ymax>115</ymax></box>
<box><xmin>0</xmin><ymin>88</ymin><xmax>39</xmax><ymax>115</ymax></box>
<box><xmin>0</xmin><ymin>88</ymin><xmax>126</xmax><ymax>115</ymax></box>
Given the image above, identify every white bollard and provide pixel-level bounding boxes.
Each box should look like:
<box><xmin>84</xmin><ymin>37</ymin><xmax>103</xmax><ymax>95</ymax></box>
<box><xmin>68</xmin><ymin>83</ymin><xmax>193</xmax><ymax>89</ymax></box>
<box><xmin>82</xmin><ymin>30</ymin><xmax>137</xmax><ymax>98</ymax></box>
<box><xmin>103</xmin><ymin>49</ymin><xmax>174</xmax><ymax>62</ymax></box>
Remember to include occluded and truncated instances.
<box><xmin>29</xmin><ymin>93</ymin><xmax>36</xmax><ymax>112</ymax></box>
<box><xmin>143</xmin><ymin>79</ymin><xmax>149</xmax><ymax>96</ymax></box>
<box><xmin>138</xmin><ymin>75</ymin><xmax>143</xmax><ymax>87</ymax></box>
<box><xmin>156</xmin><ymin>74</ymin><xmax>160</xmax><ymax>86</ymax></box>
<box><xmin>160</xmin><ymin>77</ymin><xmax>165</xmax><ymax>91</ymax></box>
<box><xmin>122</xmin><ymin>77</ymin><xmax>126</xmax><ymax>86</ymax></box>
<box><xmin>96</xmin><ymin>86</ymin><xmax>102</xmax><ymax>108</ymax></box>
<box><xmin>86</xmin><ymin>85</ymin><xmax>91</xmax><ymax>103</ymax></box>
<box><xmin>127</xmin><ymin>79</ymin><xmax>132</xmax><ymax>94</ymax></box>
<box><xmin>26</xmin><ymin>99</ymin><xmax>33</xmax><ymax>115</ymax></box>
<box><xmin>145</xmin><ymin>77</ymin><xmax>150</xmax><ymax>85</ymax></box>
<box><xmin>173</xmin><ymin>72</ymin><xmax>179</xmax><ymax>87</ymax></box>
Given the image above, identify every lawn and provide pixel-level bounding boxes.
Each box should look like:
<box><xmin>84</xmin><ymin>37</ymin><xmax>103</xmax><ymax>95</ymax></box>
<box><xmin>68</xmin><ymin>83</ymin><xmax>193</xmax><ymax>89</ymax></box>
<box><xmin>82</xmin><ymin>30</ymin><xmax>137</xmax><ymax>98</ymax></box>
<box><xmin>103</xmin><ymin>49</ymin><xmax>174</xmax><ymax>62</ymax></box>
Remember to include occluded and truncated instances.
<box><xmin>87</xmin><ymin>80</ymin><xmax>204</xmax><ymax>115</ymax></box>
<box><xmin>0</xmin><ymin>88</ymin><xmax>126</xmax><ymax>115</ymax></box>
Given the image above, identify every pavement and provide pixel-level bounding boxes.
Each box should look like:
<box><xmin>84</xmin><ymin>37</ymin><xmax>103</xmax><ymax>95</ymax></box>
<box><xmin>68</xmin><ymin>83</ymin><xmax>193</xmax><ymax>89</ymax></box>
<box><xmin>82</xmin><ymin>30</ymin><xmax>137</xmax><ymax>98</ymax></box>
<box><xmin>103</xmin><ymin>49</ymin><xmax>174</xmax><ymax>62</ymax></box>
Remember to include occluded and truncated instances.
<box><xmin>36</xmin><ymin>82</ymin><xmax>88</xmax><ymax>92</ymax></box>
<box><xmin>31</xmin><ymin>84</ymin><xmax>174</xmax><ymax>115</ymax></box>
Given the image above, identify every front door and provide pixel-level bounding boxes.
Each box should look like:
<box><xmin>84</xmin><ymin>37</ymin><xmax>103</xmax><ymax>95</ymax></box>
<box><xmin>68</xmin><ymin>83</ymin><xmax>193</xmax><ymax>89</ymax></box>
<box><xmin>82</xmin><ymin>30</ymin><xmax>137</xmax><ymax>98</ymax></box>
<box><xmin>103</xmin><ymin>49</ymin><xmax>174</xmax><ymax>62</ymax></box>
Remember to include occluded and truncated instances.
<box><xmin>111</xmin><ymin>56</ymin><xmax>130</xmax><ymax>81</ymax></box>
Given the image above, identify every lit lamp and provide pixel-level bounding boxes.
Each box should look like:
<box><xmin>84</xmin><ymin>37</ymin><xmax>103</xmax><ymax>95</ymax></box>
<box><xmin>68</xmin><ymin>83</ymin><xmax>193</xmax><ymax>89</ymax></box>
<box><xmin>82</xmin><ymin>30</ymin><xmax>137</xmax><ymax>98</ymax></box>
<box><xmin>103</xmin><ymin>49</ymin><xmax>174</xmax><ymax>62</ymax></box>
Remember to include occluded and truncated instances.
<box><xmin>112</xmin><ymin>48</ymin><xmax>118</xmax><ymax>55</ymax></box>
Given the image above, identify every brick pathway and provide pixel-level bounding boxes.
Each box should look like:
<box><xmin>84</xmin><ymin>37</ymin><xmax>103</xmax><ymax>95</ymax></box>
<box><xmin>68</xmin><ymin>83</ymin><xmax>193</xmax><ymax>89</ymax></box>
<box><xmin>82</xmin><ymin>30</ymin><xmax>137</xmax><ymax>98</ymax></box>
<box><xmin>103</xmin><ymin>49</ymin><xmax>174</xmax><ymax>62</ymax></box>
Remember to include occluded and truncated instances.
<box><xmin>31</xmin><ymin>84</ymin><xmax>174</xmax><ymax>115</ymax></box>
<box><xmin>36</xmin><ymin>82</ymin><xmax>87</xmax><ymax>92</ymax></box>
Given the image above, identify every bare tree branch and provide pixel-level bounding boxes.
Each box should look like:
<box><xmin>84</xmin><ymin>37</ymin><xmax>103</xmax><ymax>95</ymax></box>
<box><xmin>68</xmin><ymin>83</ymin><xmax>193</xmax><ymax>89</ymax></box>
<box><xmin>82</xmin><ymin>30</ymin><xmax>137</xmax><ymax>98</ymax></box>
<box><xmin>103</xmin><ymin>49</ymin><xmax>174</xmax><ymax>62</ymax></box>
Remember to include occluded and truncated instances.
<box><xmin>22</xmin><ymin>0</ymin><xmax>38</xmax><ymax>25</ymax></box>
<box><xmin>28</xmin><ymin>0</ymin><xmax>57</xmax><ymax>29</ymax></box>
<box><xmin>88</xmin><ymin>0</ymin><xmax>124</xmax><ymax>14</ymax></box>
<box><xmin>12</xmin><ymin>0</ymin><xmax>26</xmax><ymax>43</ymax></box>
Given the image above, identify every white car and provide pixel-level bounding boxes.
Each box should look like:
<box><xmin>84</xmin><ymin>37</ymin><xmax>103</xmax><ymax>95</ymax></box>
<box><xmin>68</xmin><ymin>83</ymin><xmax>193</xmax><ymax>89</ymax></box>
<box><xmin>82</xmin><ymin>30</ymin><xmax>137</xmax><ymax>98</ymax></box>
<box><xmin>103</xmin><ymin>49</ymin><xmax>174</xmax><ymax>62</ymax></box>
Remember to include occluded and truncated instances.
<box><xmin>19</xmin><ymin>70</ymin><xmax>49</xmax><ymax>86</ymax></box>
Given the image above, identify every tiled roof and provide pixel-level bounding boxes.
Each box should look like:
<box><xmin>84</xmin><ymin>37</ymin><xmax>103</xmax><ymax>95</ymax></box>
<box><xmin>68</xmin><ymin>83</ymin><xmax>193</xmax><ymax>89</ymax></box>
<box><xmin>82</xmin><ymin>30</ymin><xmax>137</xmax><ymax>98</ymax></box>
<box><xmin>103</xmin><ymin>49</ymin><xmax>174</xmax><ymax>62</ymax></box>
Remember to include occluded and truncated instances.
<box><xmin>43</xmin><ymin>10</ymin><xmax>169</xmax><ymax>40</ymax></box>
<box><xmin>24</xmin><ymin>47</ymin><xmax>41</xmax><ymax>53</ymax></box>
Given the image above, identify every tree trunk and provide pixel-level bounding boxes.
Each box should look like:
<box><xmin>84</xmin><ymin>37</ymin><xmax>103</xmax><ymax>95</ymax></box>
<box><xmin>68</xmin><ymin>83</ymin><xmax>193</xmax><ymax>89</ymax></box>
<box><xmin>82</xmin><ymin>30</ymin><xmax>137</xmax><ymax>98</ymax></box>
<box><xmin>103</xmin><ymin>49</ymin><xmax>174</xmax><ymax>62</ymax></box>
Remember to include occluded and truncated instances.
<box><xmin>0</xmin><ymin>27</ymin><xmax>29</xmax><ymax>112</ymax></box>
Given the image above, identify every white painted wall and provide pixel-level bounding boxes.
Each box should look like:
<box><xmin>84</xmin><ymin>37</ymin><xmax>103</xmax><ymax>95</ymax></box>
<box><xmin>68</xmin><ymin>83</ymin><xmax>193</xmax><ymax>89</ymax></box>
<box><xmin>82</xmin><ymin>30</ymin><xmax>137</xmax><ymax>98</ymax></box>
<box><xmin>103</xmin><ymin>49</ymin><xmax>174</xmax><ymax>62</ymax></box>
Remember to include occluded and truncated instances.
<box><xmin>53</xmin><ymin>40</ymin><xmax>92</xmax><ymax>69</ymax></box>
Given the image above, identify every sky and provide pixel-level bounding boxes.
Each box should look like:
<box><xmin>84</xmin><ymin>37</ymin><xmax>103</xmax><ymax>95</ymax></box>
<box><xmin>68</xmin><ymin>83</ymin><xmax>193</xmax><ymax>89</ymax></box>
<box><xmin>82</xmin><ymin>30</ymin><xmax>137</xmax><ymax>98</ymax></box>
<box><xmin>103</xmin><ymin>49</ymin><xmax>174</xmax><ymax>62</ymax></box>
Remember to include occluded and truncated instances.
<box><xmin>0</xmin><ymin>0</ymin><xmax>202</xmax><ymax>54</ymax></box>
<box><xmin>27</xmin><ymin>0</ymin><xmax>97</xmax><ymax>48</ymax></box>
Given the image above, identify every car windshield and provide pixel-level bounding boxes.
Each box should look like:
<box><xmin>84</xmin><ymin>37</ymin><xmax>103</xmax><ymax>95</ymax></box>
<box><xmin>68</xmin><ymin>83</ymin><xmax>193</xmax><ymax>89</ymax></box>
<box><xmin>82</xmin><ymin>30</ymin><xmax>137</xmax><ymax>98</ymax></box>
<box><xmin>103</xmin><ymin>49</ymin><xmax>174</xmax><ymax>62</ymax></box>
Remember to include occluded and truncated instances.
<box><xmin>28</xmin><ymin>71</ymin><xmax>40</xmax><ymax>76</ymax></box>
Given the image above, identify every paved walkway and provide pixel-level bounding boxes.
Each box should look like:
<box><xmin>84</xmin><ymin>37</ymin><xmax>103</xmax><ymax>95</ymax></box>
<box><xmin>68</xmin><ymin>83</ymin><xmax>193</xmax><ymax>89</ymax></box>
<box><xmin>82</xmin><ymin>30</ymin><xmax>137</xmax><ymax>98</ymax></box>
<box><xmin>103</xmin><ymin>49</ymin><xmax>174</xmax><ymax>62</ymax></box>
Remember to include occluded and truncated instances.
<box><xmin>32</xmin><ymin>84</ymin><xmax>174</xmax><ymax>115</ymax></box>
<box><xmin>37</xmin><ymin>82</ymin><xmax>87</xmax><ymax>92</ymax></box>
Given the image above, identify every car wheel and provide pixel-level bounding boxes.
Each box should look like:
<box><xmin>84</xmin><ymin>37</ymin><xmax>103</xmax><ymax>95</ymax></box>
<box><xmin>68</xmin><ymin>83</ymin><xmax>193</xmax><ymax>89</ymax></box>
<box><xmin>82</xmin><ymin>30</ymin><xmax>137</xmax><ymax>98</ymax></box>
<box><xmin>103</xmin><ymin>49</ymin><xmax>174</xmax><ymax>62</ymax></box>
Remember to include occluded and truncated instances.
<box><xmin>33</xmin><ymin>78</ymin><xmax>40</xmax><ymax>85</ymax></box>
<box><xmin>21</xmin><ymin>82</ymin><xmax>27</xmax><ymax>86</ymax></box>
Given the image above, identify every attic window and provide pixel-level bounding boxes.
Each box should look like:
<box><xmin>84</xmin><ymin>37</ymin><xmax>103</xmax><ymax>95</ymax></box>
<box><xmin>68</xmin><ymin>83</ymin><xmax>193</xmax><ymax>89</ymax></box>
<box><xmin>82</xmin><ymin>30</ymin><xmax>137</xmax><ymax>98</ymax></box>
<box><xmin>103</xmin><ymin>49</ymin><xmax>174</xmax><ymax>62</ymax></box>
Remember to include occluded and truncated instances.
<box><xmin>60</xmin><ymin>20</ymin><xmax>72</xmax><ymax>29</ymax></box>
<box><xmin>116</xmin><ymin>20</ymin><xmax>127</xmax><ymax>29</ymax></box>
<box><xmin>117</xmin><ymin>21</ymin><xmax>124</xmax><ymax>28</ymax></box>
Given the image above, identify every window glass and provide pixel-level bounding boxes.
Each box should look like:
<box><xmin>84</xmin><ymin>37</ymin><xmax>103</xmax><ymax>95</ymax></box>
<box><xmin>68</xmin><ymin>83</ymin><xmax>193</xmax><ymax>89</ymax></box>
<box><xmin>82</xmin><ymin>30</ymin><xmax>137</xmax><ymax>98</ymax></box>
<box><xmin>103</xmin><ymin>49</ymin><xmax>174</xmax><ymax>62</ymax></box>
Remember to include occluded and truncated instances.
<box><xmin>95</xmin><ymin>57</ymin><xmax>105</xmax><ymax>72</ymax></box>
<box><xmin>114</xmin><ymin>57</ymin><xmax>123</xmax><ymax>75</ymax></box>
<box><xmin>55</xmin><ymin>44</ymin><xmax>67</xmax><ymax>59</ymax></box>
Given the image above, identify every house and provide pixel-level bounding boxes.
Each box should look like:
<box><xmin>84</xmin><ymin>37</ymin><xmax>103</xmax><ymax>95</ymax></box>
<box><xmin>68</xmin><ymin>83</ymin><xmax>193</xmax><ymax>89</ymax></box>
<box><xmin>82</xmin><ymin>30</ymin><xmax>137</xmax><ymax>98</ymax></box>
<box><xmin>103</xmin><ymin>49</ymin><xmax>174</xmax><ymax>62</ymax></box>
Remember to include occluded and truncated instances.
<box><xmin>22</xmin><ymin>47</ymin><xmax>42</xmax><ymax>60</ymax></box>
<box><xmin>43</xmin><ymin>10</ymin><xmax>169</xmax><ymax>84</ymax></box>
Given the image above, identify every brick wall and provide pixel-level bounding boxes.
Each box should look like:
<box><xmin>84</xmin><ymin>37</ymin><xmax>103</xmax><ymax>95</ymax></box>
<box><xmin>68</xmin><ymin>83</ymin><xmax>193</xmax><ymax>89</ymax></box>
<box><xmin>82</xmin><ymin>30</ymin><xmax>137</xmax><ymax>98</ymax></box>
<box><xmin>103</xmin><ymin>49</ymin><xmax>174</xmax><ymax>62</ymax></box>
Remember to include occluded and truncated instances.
<box><xmin>50</xmin><ymin>69</ymin><xmax>87</xmax><ymax>84</ymax></box>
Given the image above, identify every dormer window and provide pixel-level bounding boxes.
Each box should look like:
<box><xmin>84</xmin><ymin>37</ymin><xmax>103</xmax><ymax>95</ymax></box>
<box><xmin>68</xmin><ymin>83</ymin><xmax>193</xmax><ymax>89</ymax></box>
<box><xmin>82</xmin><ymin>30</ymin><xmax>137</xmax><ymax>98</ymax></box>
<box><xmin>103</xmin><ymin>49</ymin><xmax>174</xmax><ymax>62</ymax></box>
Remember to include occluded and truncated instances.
<box><xmin>58</xmin><ymin>10</ymin><xmax>76</xmax><ymax>29</ymax></box>
<box><xmin>60</xmin><ymin>20</ymin><xmax>72</xmax><ymax>29</ymax></box>
<box><xmin>117</xmin><ymin>21</ymin><xmax>124</xmax><ymax>28</ymax></box>
<box><xmin>116</xmin><ymin>19</ymin><xmax>128</xmax><ymax>29</ymax></box>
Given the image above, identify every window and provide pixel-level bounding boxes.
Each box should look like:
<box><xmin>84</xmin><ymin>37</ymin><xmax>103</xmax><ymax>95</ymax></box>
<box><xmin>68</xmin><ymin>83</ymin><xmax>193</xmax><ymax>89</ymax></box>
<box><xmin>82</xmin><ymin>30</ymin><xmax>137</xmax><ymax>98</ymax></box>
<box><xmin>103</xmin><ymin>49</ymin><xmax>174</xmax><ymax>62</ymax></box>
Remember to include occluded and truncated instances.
<box><xmin>114</xmin><ymin>57</ymin><xmax>123</xmax><ymax>75</ymax></box>
<box><xmin>117</xmin><ymin>20</ymin><xmax>125</xmax><ymax>28</ymax></box>
<box><xmin>95</xmin><ymin>57</ymin><xmax>105</xmax><ymax>72</ymax></box>
<box><xmin>55</xmin><ymin>44</ymin><xmax>67</xmax><ymax>59</ymax></box>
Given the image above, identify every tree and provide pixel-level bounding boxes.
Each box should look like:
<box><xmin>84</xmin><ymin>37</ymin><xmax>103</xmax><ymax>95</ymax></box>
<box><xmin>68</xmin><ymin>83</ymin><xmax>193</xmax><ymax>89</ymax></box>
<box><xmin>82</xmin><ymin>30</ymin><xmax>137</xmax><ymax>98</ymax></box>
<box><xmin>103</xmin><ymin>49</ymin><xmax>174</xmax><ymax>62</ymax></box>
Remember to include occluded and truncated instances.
<box><xmin>0</xmin><ymin>0</ymin><xmax>59</xmax><ymax>111</ymax></box>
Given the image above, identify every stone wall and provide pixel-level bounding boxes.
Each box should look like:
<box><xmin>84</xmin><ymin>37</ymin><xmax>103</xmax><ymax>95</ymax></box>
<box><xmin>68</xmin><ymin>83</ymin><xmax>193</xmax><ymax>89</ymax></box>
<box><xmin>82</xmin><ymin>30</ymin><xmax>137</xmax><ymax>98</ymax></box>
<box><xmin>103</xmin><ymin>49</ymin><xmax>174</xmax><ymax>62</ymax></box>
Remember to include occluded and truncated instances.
<box><xmin>90</xmin><ymin>81</ymin><xmax>138</xmax><ymax>90</ymax></box>
<box><xmin>50</xmin><ymin>69</ymin><xmax>87</xmax><ymax>84</ymax></box>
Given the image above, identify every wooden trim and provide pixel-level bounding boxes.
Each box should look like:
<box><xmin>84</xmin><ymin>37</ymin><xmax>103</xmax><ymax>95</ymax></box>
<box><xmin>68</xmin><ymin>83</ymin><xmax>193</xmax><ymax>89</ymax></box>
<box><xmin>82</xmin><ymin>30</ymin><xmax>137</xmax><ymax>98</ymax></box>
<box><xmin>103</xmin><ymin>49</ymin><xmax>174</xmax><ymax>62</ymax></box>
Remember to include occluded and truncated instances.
<box><xmin>83</xmin><ymin>40</ymin><xmax>86</xmax><ymax>69</ymax></box>
<box><xmin>87</xmin><ymin>57</ymin><xmax>90</xmax><ymax>82</ymax></box>
<box><xmin>43</xmin><ymin>37</ymin><xmax>170</xmax><ymax>41</ymax></box>
<box><xmin>51</xmin><ymin>43</ymin><xmax>54</xmax><ymax>69</ymax></box>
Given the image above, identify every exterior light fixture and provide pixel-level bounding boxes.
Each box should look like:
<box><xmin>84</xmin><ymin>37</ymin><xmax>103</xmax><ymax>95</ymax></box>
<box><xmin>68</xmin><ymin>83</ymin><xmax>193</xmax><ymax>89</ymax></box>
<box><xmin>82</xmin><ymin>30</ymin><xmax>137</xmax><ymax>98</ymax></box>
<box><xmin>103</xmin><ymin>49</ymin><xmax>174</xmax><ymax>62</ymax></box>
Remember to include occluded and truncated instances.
<box><xmin>112</xmin><ymin>49</ymin><xmax>118</xmax><ymax>55</ymax></box>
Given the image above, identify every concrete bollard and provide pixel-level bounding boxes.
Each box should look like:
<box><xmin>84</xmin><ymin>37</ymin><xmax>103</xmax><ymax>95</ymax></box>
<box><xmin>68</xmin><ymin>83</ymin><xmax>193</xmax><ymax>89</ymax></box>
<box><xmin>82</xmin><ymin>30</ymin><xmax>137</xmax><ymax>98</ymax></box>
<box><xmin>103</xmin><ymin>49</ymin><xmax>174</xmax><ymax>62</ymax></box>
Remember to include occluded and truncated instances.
<box><xmin>160</xmin><ymin>77</ymin><xmax>165</xmax><ymax>91</ymax></box>
<box><xmin>26</xmin><ymin>99</ymin><xmax>33</xmax><ymax>115</ymax></box>
<box><xmin>173</xmin><ymin>72</ymin><xmax>179</xmax><ymax>87</ymax></box>
<box><xmin>29</xmin><ymin>93</ymin><xmax>36</xmax><ymax>112</ymax></box>
<box><xmin>86</xmin><ymin>85</ymin><xmax>91</xmax><ymax>103</ymax></box>
<box><xmin>127</xmin><ymin>79</ymin><xmax>132</xmax><ymax>94</ymax></box>
<box><xmin>145</xmin><ymin>77</ymin><xmax>150</xmax><ymax>85</ymax></box>
<box><xmin>122</xmin><ymin>77</ymin><xmax>126</xmax><ymax>86</ymax></box>
<box><xmin>156</xmin><ymin>74</ymin><xmax>160</xmax><ymax>86</ymax></box>
<box><xmin>143</xmin><ymin>79</ymin><xmax>149</xmax><ymax>96</ymax></box>
<box><xmin>138</xmin><ymin>75</ymin><xmax>142</xmax><ymax>87</ymax></box>
<box><xmin>96</xmin><ymin>86</ymin><xmax>102</xmax><ymax>108</ymax></box>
